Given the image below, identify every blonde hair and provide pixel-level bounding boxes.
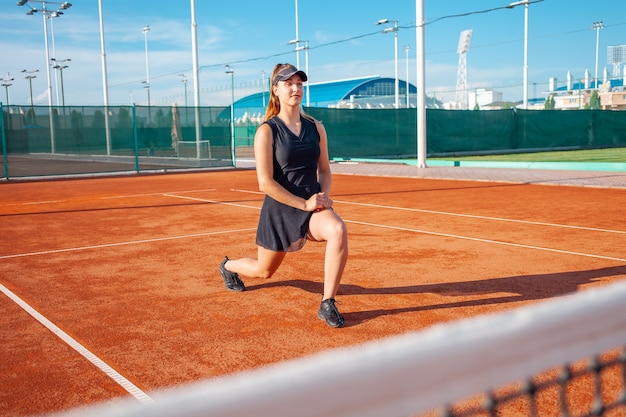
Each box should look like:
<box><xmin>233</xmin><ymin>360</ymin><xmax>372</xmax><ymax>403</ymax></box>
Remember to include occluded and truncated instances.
<box><xmin>263</xmin><ymin>63</ymin><xmax>314</xmax><ymax>122</ymax></box>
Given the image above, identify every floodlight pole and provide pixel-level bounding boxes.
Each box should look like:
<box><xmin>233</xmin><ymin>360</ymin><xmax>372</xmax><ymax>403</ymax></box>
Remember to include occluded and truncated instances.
<box><xmin>415</xmin><ymin>0</ymin><xmax>427</xmax><ymax>168</ymax></box>
<box><xmin>289</xmin><ymin>39</ymin><xmax>310</xmax><ymax>107</ymax></box>
<box><xmin>22</xmin><ymin>69</ymin><xmax>39</xmax><ymax>125</ymax></box>
<box><xmin>142</xmin><ymin>24</ymin><xmax>152</xmax><ymax>125</ymax></box>
<box><xmin>190</xmin><ymin>0</ymin><xmax>202</xmax><ymax>159</ymax></box>
<box><xmin>294</xmin><ymin>0</ymin><xmax>300</xmax><ymax>68</ymax></box>
<box><xmin>377</xmin><ymin>19</ymin><xmax>400</xmax><ymax>108</ymax></box>
<box><xmin>0</xmin><ymin>75</ymin><xmax>14</xmax><ymax>107</ymax></box>
<box><xmin>404</xmin><ymin>45</ymin><xmax>410</xmax><ymax>108</ymax></box>
<box><xmin>261</xmin><ymin>70</ymin><xmax>266</xmax><ymax>107</ymax></box>
<box><xmin>225</xmin><ymin>65</ymin><xmax>235</xmax><ymax>166</ymax></box>
<box><xmin>17</xmin><ymin>0</ymin><xmax>73</xmax><ymax>153</ymax></box>
<box><xmin>98</xmin><ymin>0</ymin><xmax>112</xmax><ymax>155</ymax></box>
<box><xmin>507</xmin><ymin>0</ymin><xmax>544</xmax><ymax>109</ymax></box>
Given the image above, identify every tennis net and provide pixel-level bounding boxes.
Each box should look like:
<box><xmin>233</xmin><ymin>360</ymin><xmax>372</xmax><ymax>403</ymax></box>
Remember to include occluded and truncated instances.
<box><xmin>52</xmin><ymin>280</ymin><xmax>626</xmax><ymax>417</ymax></box>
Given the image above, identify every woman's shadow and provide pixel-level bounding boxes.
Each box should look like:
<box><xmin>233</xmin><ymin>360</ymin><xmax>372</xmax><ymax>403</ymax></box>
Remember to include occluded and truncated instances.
<box><xmin>246</xmin><ymin>265</ymin><xmax>626</xmax><ymax>326</ymax></box>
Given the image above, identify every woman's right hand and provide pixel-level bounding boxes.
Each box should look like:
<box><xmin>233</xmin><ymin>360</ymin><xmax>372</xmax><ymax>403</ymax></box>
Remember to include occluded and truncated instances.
<box><xmin>305</xmin><ymin>192</ymin><xmax>330</xmax><ymax>212</ymax></box>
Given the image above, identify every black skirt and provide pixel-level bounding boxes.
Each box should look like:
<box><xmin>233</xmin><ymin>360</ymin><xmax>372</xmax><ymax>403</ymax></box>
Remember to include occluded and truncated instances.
<box><xmin>256</xmin><ymin>195</ymin><xmax>314</xmax><ymax>252</ymax></box>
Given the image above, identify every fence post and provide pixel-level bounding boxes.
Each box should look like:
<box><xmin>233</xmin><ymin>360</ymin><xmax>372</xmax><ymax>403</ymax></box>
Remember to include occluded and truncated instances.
<box><xmin>132</xmin><ymin>105</ymin><xmax>139</xmax><ymax>173</ymax></box>
<box><xmin>1</xmin><ymin>103</ymin><xmax>8</xmax><ymax>180</ymax></box>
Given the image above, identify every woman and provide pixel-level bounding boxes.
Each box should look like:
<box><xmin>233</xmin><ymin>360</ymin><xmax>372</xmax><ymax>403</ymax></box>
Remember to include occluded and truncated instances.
<box><xmin>219</xmin><ymin>63</ymin><xmax>348</xmax><ymax>328</ymax></box>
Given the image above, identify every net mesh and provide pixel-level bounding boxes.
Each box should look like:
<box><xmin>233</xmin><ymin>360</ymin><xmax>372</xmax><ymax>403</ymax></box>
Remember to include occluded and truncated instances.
<box><xmin>52</xmin><ymin>280</ymin><xmax>626</xmax><ymax>417</ymax></box>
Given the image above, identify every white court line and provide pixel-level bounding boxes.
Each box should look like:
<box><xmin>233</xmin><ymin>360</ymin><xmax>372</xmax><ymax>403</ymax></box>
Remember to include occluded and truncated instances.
<box><xmin>23</xmin><ymin>200</ymin><xmax>64</xmax><ymax>205</ymax></box>
<box><xmin>0</xmin><ymin>228</ymin><xmax>256</xmax><ymax>260</ymax></box>
<box><xmin>0</xmin><ymin>283</ymin><xmax>154</xmax><ymax>404</ymax></box>
<box><xmin>101</xmin><ymin>189</ymin><xmax>217</xmax><ymax>200</ymax></box>
<box><xmin>345</xmin><ymin>219</ymin><xmax>626</xmax><ymax>263</ymax></box>
<box><xmin>3</xmin><ymin>189</ymin><xmax>218</xmax><ymax>206</ymax></box>
<box><xmin>163</xmin><ymin>193</ymin><xmax>262</xmax><ymax>210</ymax></box>
<box><xmin>337</xmin><ymin>200</ymin><xmax>626</xmax><ymax>235</ymax></box>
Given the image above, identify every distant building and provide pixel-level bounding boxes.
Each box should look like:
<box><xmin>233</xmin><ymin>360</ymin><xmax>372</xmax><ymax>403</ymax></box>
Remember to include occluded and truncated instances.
<box><xmin>468</xmin><ymin>88</ymin><xmax>503</xmax><ymax>109</ymax></box>
<box><xmin>547</xmin><ymin>69</ymin><xmax>626</xmax><ymax>110</ymax></box>
<box><xmin>229</xmin><ymin>76</ymin><xmax>442</xmax><ymax>121</ymax></box>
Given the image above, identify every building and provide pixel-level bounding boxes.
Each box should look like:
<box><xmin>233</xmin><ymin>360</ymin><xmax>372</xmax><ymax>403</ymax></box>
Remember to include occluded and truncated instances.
<box><xmin>547</xmin><ymin>69</ymin><xmax>626</xmax><ymax>110</ymax></box>
<box><xmin>468</xmin><ymin>88</ymin><xmax>503</xmax><ymax>109</ymax></box>
<box><xmin>228</xmin><ymin>76</ymin><xmax>442</xmax><ymax>121</ymax></box>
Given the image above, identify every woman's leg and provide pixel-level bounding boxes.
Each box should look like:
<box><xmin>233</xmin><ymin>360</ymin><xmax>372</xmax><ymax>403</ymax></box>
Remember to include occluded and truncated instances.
<box><xmin>224</xmin><ymin>246</ymin><xmax>286</xmax><ymax>280</ymax></box>
<box><xmin>308</xmin><ymin>209</ymin><xmax>348</xmax><ymax>300</ymax></box>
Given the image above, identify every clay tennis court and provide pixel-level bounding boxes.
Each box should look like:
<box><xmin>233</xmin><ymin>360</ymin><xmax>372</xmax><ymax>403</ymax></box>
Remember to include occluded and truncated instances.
<box><xmin>1</xmin><ymin>166</ymin><xmax>626</xmax><ymax>416</ymax></box>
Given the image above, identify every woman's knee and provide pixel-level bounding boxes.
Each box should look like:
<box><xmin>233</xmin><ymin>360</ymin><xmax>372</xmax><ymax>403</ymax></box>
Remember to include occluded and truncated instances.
<box><xmin>256</xmin><ymin>267</ymin><xmax>275</xmax><ymax>279</ymax></box>
<box><xmin>255</xmin><ymin>249</ymin><xmax>285</xmax><ymax>279</ymax></box>
<box><xmin>327</xmin><ymin>217</ymin><xmax>348</xmax><ymax>244</ymax></box>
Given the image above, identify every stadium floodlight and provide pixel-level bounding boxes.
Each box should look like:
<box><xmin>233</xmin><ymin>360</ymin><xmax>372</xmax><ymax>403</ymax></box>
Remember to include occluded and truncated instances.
<box><xmin>592</xmin><ymin>21</ymin><xmax>604</xmax><ymax>88</ymax></box>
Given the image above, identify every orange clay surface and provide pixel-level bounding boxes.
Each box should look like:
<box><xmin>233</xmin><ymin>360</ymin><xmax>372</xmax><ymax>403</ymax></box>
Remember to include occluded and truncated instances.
<box><xmin>1</xmin><ymin>169</ymin><xmax>625</xmax><ymax>416</ymax></box>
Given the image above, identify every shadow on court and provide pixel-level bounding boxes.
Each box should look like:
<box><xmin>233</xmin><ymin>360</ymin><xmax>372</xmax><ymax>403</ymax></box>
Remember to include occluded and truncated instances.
<box><xmin>246</xmin><ymin>265</ymin><xmax>626</xmax><ymax>326</ymax></box>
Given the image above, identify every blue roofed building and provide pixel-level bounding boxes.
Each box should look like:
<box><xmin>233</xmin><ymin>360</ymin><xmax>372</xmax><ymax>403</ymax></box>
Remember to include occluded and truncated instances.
<box><xmin>228</xmin><ymin>75</ymin><xmax>442</xmax><ymax>122</ymax></box>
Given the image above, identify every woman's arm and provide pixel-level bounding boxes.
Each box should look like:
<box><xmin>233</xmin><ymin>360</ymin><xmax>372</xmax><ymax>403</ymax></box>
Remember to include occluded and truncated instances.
<box><xmin>316</xmin><ymin>121</ymin><xmax>333</xmax><ymax>208</ymax></box>
<box><xmin>254</xmin><ymin>123</ymin><xmax>322</xmax><ymax>212</ymax></box>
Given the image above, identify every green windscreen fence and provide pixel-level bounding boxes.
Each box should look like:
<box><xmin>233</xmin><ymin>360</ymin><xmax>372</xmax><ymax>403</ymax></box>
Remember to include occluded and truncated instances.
<box><xmin>307</xmin><ymin>108</ymin><xmax>626</xmax><ymax>159</ymax></box>
<box><xmin>1</xmin><ymin>104</ymin><xmax>233</xmax><ymax>178</ymax></box>
<box><xmin>2</xmin><ymin>105</ymin><xmax>626</xmax><ymax>179</ymax></box>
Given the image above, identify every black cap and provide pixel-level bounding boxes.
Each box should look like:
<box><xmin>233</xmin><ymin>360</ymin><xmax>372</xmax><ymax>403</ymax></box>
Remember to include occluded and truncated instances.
<box><xmin>272</xmin><ymin>64</ymin><xmax>308</xmax><ymax>85</ymax></box>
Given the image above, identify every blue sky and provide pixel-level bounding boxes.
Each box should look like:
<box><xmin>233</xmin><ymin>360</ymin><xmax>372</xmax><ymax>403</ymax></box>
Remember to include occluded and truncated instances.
<box><xmin>1</xmin><ymin>0</ymin><xmax>625</xmax><ymax>107</ymax></box>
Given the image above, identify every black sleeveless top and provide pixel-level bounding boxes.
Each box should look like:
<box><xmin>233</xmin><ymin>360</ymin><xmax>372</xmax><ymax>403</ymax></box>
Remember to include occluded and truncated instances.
<box><xmin>255</xmin><ymin>115</ymin><xmax>321</xmax><ymax>252</ymax></box>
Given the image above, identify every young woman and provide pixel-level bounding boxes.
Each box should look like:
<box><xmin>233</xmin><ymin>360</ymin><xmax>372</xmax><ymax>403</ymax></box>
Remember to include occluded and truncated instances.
<box><xmin>219</xmin><ymin>63</ymin><xmax>348</xmax><ymax>328</ymax></box>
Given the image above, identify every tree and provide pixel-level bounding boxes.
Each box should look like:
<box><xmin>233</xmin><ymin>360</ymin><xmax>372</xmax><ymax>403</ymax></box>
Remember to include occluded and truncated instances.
<box><xmin>92</xmin><ymin>110</ymin><xmax>105</xmax><ymax>129</ymax></box>
<box><xmin>116</xmin><ymin>107</ymin><xmax>132</xmax><ymax>129</ymax></box>
<box><xmin>588</xmin><ymin>90</ymin><xmax>601</xmax><ymax>110</ymax></box>
<box><xmin>544</xmin><ymin>94</ymin><xmax>556</xmax><ymax>110</ymax></box>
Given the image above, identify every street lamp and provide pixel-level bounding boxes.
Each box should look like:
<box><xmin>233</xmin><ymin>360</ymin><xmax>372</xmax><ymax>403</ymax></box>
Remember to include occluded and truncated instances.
<box><xmin>50</xmin><ymin>58</ymin><xmax>70</xmax><ymax>107</ymax></box>
<box><xmin>404</xmin><ymin>45</ymin><xmax>410</xmax><ymax>108</ymax></box>
<box><xmin>142</xmin><ymin>25</ymin><xmax>151</xmax><ymax>107</ymax></box>
<box><xmin>0</xmin><ymin>75</ymin><xmax>14</xmax><ymax>107</ymax></box>
<box><xmin>21</xmin><ymin>69</ymin><xmax>39</xmax><ymax>125</ymax></box>
<box><xmin>288</xmin><ymin>39</ymin><xmax>310</xmax><ymax>107</ymax></box>
<box><xmin>592</xmin><ymin>21</ymin><xmax>604</xmax><ymax>88</ymax></box>
<box><xmin>376</xmin><ymin>19</ymin><xmax>399</xmax><ymax>108</ymax></box>
<box><xmin>225</xmin><ymin>65</ymin><xmax>235</xmax><ymax>165</ymax></box>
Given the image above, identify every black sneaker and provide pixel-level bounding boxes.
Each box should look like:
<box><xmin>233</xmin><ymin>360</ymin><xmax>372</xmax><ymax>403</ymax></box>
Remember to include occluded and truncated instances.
<box><xmin>318</xmin><ymin>298</ymin><xmax>345</xmax><ymax>328</ymax></box>
<box><xmin>219</xmin><ymin>256</ymin><xmax>245</xmax><ymax>292</ymax></box>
